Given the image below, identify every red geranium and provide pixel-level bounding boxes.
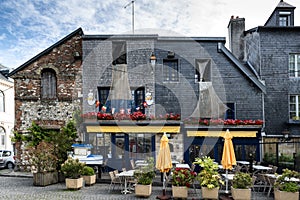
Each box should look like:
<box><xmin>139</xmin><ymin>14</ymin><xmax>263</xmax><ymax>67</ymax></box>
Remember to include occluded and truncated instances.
<box><xmin>172</xmin><ymin>167</ymin><xmax>197</xmax><ymax>187</ymax></box>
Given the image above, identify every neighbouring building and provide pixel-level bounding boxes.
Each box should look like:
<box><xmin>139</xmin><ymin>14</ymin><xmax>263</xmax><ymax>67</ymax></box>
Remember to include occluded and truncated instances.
<box><xmin>8</xmin><ymin>28</ymin><xmax>83</xmax><ymax>168</ymax></box>
<box><xmin>229</xmin><ymin>0</ymin><xmax>300</xmax><ymax>170</ymax></box>
<box><xmin>0</xmin><ymin>65</ymin><xmax>14</xmax><ymax>150</ymax></box>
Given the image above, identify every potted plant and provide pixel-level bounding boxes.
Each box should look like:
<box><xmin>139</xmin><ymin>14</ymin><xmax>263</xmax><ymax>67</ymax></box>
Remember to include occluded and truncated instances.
<box><xmin>274</xmin><ymin>168</ymin><xmax>300</xmax><ymax>200</ymax></box>
<box><xmin>82</xmin><ymin>166</ymin><xmax>96</xmax><ymax>186</ymax></box>
<box><xmin>194</xmin><ymin>156</ymin><xmax>224</xmax><ymax>199</ymax></box>
<box><xmin>171</xmin><ymin>167</ymin><xmax>197</xmax><ymax>198</ymax></box>
<box><xmin>61</xmin><ymin>157</ymin><xmax>85</xmax><ymax>190</ymax></box>
<box><xmin>26</xmin><ymin>141</ymin><xmax>58</xmax><ymax>186</ymax></box>
<box><xmin>231</xmin><ymin>172</ymin><xmax>252</xmax><ymax>200</ymax></box>
<box><xmin>134</xmin><ymin>157</ymin><xmax>156</xmax><ymax>197</ymax></box>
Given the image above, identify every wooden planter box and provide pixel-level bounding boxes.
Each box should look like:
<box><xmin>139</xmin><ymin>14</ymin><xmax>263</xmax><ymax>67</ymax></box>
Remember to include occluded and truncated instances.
<box><xmin>33</xmin><ymin>172</ymin><xmax>58</xmax><ymax>186</ymax></box>
<box><xmin>135</xmin><ymin>184</ymin><xmax>152</xmax><ymax>197</ymax></box>
<box><xmin>65</xmin><ymin>177</ymin><xmax>83</xmax><ymax>190</ymax></box>
<box><xmin>172</xmin><ymin>185</ymin><xmax>188</xmax><ymax>198</ymax></box>
<box><xmin>83</xmin><ymin>175</ymin><xmax>96</xmax><ymax>186</ymax></box>
<box><xmin>231</xmin><ymin>187</ymin><xmax>251</xmax><ymax>200</ymax></box>
<box><xmin>274</xmin><ymin>189</ymin><xmax>299</xmax><ymax>200</ymax></box>
<box><xmin>201</xmin><ymin>187</ymin><xmax>219</xmax><ymax>200</ymax></box>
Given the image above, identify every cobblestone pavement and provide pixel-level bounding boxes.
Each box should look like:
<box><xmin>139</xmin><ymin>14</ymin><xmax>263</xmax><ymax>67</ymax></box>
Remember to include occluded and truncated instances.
<box><xmin>0</xmin><ymin>170</ymin><xmax>274</xmax><ymax>200</ymax></box>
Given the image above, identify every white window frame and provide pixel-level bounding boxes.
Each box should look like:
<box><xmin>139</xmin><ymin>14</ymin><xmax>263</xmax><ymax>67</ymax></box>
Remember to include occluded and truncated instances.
<box><xmin>289</xmin><ymin>95</ymin><xmax>300</xmax><ymax>120</ymax></box>
<box><xmin>289</xmin><ymin>54</ymin><xmax>300</xmax><ymax>78</ymax></box>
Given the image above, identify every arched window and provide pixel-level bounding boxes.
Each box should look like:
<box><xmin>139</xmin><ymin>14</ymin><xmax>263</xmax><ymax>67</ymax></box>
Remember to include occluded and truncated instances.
<box><xmin>0</xmin><ymin>91</ymin><xmax>4</xmax><ymax>112</ymax></box>
<box><xmin>0</xmin><ymin>127</ymin><xmax>5</xmax><ymax>146</ymax></box>
<box><xmin>41</xmin><ymin>68</ymin><xmax>57</xmax><ymax>99</ymax></box>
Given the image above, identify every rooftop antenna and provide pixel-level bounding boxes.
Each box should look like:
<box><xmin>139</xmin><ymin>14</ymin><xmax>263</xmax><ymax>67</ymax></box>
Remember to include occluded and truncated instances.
<box><xmin>124</xmin><ymin>0</ymin><xmax>135</xmax><ymax>34</ymax></box>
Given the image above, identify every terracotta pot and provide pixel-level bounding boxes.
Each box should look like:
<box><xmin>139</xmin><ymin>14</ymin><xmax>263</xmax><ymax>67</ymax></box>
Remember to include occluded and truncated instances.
<box><xmin>201</xmin><ymin>187</ymin><xmax>219</xmax><ymax>199</ymax></box>
<box><xmin>172</xmin><ymin>185</ymin><xmax>188</xmax><ymax>198</ymax></box>
<box><xmin>274</xmin><ymin>189</ymin><xmax>299</xmax><ymax>200</ymax></box>
<box><xmin>83</xmin><ymin>175</ymin><xmax>96</xmax><ymax>186</ymax></box>
<box><xmin>135</xmin><ymin>184</ymin><xmax>152</xmax><ymax>197</ymax></box>
<box><xmin>65</xmin><ymin>177</ymin><xmax>83</xmax><ymax>190</ymax></box>
<box><xmin>33</xmin><ymin>172</ymin><xmax>58</xmax><ymax>186</ymax></box>
<box><xmin>231</xmin><ymin>186</ymin><xmax>251</xmax><ymax>200</ymax></box>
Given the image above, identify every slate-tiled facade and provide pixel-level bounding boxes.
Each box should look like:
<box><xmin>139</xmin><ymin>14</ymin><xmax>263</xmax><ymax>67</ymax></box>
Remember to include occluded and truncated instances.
<box><xmin>82</xmin><ymin>34</ymin><xmax>264</xmax><ymax>167</ymax></box>
<box><xmin>231</xmin><ymin>0</ymin><xmax>300</xmax><ymax>137</ymax></box>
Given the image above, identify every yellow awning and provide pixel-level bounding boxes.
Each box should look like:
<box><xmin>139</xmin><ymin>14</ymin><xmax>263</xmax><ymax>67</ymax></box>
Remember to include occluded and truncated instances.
<box><xmin>86</xmin><ymin>125</ymin><xmax>180</xmax><ymax>133</ymax></box>
<box><xmin>187</xmin><ymin>130</ymin><xmax>257</xmax><ymax>137</ymax></box>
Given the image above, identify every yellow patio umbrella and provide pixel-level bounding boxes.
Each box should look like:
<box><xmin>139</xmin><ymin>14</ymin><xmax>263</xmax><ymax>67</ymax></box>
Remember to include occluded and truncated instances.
<box><xmin>221</xmin><ymin>129</ymin><xmax>236</xmax><ymax>193</ymax></box>
<box><xmin>156</xmin><ymin>133</ymin><xmax>172</xmax><ymax>199</ymax></box>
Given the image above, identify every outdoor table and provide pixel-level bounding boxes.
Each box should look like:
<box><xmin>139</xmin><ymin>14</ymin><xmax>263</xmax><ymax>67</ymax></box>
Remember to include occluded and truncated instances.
<box><xmin>264</xmin><ymin>173</ymin><xmax>277</xmax><ymax>179</ymax></box>
<box><xmin>135</xmin><ymin>160</ymin><xmax>149</xmax><ymax>168</ymax></box>
<box><xmin>253</xmin><ymin>165</ymin><xmax>272</xmax><ymax>174</ymax></box>
<box><xmin>175</xmin><ymin>163</ymin><xmax>190</xmax><ymax>170</ymax></box>
<box><xmin>264</xmin><ymin>174</ymin><xmax>300</xmax><ymax>182</ymax></box>
<box><xmin>236</xmin><ymin>161</ymin><xmax>250</xmax><ymax>165</ymax></box>
<box><xmin>116</xmin><ymin>170</ymin><xmax>135</xmax><ymax>194</ymax></box>
<box><xmin>172</xmin><ymin>160</ymin><xmax>180</xmax><ymax>165</ymax></box>
<box><xmin>135</xmin><ymin>160</ymin><xmax>146</xmax><ymax>164</ymax></box>
<box><xmin>222</xmin><ymin>173</ymin><xmax>234</xmax><ymax>181</ymax></box>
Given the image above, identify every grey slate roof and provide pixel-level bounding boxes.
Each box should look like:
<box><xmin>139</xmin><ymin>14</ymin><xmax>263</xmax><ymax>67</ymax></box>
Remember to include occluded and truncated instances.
<box><xmin>217</xmin><ymin>43</ymin><xmax>266</xmax><ymax>94</ymax></box>
<box><xmin>277</xmin><ymin>0</ymin><xmax>295</xmax><ymax>8</ymax></box>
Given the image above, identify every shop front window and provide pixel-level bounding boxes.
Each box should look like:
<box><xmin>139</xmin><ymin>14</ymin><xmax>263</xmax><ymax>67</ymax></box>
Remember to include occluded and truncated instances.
<box><xmin>88</xmin><ymin>133</ymin><xmax>111</xmax><ymax>158</ymax></box>
<box><xmin>129</xmin><ymin>134</ymin><xmax>152</xmax><ymax>160</ymax></box>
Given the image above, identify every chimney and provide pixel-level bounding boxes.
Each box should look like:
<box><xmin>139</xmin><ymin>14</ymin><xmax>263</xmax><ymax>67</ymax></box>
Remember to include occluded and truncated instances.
<box><xmin>228</xmin><ymin>16</ymin><xmax>245</xmax><ymax>61</ymax></box>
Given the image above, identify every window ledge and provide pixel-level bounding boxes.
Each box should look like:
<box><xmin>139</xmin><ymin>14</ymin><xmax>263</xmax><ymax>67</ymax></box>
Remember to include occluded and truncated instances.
<box><xmin>288</xmin><ymin>120</ymin><xmax>300</xmax><ymax>125</ymax></box>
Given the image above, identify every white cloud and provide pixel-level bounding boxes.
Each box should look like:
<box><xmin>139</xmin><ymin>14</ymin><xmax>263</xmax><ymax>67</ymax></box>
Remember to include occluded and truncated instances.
<box><xmin>0</xmin><ymin>0</ymin><xmax>299</xmax><ymax>69</ymax></box>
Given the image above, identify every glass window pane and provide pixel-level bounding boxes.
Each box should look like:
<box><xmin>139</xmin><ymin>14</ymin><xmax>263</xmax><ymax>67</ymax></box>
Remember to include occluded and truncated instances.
<box><xmin>163</xmin><ymin>60</ymin><xmax>178</xmax><ymax>82</ymax></box>
<box><xmin>129</xmin><ymin>134</ymin><xmax>152</xmax><ymax>160</ymax></box>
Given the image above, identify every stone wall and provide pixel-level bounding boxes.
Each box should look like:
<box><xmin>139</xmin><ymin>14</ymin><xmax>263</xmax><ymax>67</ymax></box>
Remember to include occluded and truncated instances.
<box><xmin>11</xmin><ymin>31</ymin><xmax>83</xmax><ymax>133</ymax></box>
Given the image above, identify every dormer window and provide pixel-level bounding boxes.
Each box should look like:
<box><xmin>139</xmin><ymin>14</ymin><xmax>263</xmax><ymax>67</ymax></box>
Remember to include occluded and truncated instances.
<box><xmin>279</xmin><ymin>11</ymin><xmax>291</xmax><ymax>26</ymax></box>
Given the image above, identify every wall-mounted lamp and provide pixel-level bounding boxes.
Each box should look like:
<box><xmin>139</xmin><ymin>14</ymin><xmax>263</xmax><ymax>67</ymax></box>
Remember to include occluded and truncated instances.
<box><xmin>150</xmin><ymin>52</ymin><xmax>156</xmax><ymax>68</ymax></box>
<box><xmin>282</xmin><ymin>129</ymin><xmax>290</xmax><ymax>139</ymax></box>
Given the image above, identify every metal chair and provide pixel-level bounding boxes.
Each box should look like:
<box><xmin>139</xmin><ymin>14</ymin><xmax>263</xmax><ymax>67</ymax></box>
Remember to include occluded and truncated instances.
<box><xmin>252</xmin><ymin>173</ymin><xmax>268</xmax><ymax>193</ymax></box>
<box><xmin>265</xmin><ymin>175</ymin><xmax>276</xmax><ymax>197</ymax></box>
<box><xmin>271</xmin><ymin>166</ymin><xmax>278</xmax><ymax>173</ymax></box>
<box><xmin>130</xmin><ymin>159</ymin><xmax>136</xmax><ymax>170</ymax></box>
<box><xmin>108</xmin><ymin>171</ymin><xmax>123</xmax><ymax>192</ymax></box>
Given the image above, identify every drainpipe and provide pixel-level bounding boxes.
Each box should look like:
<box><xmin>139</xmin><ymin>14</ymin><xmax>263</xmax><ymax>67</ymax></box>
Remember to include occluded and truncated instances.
<box><xmin>260</xmin><ymin>92</ymin><xmax>265</xmax><ymax>162</ymax></box>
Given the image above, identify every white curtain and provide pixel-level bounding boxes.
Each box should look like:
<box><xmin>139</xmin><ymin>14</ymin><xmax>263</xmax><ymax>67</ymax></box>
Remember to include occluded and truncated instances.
<box><xmin>191</xmin><ymin>82</ymin><xmax>228</xmax><ymax>118</ymax></box>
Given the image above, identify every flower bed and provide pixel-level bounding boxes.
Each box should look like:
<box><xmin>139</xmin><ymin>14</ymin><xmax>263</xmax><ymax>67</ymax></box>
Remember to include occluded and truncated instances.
<box><xmin>172</xmin><ymin>168</ymin><xmax>197</xmax><ymax>187</ymax></box>
<box><xmin>184</xmin><ymin>118</ymin><xmax>263</xmax><ymax>126</ymax></box>
<box><xmin>81</xmin><ymin>111</ymin><xmax>181</xmax><ymax>121</ymax></box>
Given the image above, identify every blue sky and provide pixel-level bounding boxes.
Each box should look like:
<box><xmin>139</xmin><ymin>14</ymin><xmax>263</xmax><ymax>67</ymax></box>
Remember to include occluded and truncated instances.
<box><xmin>0</xmin><ymin>0</ymin><xmax>299</xmax><ymax>69</ymax></box>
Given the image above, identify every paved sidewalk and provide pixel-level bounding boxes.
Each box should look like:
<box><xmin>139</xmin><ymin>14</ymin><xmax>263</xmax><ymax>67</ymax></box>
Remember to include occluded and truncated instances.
<box><xmin>0</xmin><ymin>169</ymin><xmax>274</xmax><ymax>199</ymax></box>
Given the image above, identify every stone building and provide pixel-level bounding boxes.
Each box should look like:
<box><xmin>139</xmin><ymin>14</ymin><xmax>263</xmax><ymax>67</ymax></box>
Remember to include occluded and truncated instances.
<box><xmin>8</xmin><ymin>28</ymin><xmax>83</xmax><ymax>164</ymax></box>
